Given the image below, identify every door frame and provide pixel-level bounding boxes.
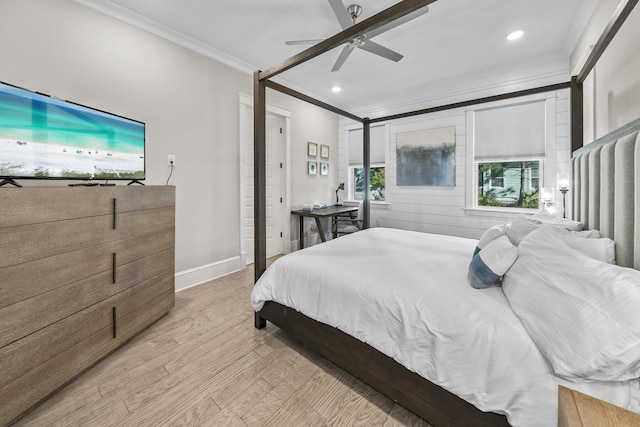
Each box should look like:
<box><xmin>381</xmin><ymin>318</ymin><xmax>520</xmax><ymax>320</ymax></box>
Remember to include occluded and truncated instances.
<box><xmin>239</xmin><ymin>92</ymin><xmax>291</xmax><ymax>268</ymax></box>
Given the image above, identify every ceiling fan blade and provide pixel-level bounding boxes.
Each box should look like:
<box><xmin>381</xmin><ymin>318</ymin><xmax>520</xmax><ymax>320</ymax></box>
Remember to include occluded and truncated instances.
<box><xmin>328</xmin><ymin>0</ymin><xmax>352</xmax><ymax>30</ymax></box>
<box><xmin>358</xmin><ymin>40</ymin><xmax>403</xmax><ymax>62</ymax></box>
<box><xmin>285</xmin><ymin>39</ymin><xmax>324</xmax><ymax>45</ymax></box>
<box><xmin>331</xmin><ymin>45</ymin><xmax>355</xmax><ymax>72</ymax></box>
<box><xmin>365</xmin><ymin>6</ymin><xmax>429</xmax><ymax>39</ymax></box>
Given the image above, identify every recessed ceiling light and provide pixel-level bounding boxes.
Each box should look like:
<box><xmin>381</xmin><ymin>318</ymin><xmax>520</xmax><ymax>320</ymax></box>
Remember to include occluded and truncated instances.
<box><xmin>331</xmin><ymin>86</ymin><xmax>342</xmax><ymax>93</ymax></box>
<box><xmin>506</xmin><ymin>30</ymin><xmax>524</xmax><ymax>41</ymax></box>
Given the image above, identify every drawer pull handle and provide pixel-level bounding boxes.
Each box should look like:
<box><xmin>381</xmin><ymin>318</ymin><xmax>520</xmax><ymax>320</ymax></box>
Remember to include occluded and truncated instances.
<box><xmin>112</xmin><ymin>307</ymin><xmax>117</xmax><ymax>339</ymax></box>
<box><xmin>112</xmin><ymin>252</ymin><xmax>117</xmax><ymax>284</ymax></box>
<box><xmin>113</xmin><ymin>198</ymin><xmax>117</xmax><ymax>229</ymax></box>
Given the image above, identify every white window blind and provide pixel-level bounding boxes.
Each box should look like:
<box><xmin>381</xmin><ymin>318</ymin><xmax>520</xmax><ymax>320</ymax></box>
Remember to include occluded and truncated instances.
<box><xmin>349</xmin><ymin>126</ymin><xmax>385</xmax><ymax>165</ymax></box>
<box><xmin>473</xmin><ymin>101</ymin><xmax>546</xmax><ymax>159</ymax></box>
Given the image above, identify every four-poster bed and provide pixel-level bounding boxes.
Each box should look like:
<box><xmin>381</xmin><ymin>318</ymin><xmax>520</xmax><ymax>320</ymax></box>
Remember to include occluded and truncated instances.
<box><xmin>252</xmin><ymin>0</ymin><xmax>640</xmax><ymax>425</ymax></box>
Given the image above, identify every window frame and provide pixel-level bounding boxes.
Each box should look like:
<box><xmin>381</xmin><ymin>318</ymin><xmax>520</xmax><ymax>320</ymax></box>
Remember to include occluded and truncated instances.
<box><xmin>473</xmin><ymin>157</ymin><xmax>544</xmax><ymax>212</ymax></box>
<box><xmin>464</xmin><ymin>93</ymin><xmax>557</xmax><ymax>215</ymax></box>
<box><xmin>348</xmin><ymin>163</ymin><xmax>386</xmax><ymax>202</ymax></box>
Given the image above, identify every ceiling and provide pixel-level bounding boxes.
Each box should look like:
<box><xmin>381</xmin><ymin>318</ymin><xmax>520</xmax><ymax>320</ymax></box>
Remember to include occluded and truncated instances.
<box><xmin>77</xmin><ymin>0</ymin><xmax>599</xmax><ymax>116</ymax></box>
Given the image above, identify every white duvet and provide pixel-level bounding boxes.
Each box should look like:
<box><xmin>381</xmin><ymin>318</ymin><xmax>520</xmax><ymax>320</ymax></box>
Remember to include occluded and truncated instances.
<box><xmin>251</xmin><ymin>228</ymin><xmax>639</xmax><ymax>426</ymax></box>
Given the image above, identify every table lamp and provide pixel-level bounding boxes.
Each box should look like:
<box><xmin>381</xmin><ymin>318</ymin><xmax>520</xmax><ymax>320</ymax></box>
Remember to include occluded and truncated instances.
<box><xmin>557</xmin><ymin>173</ymin><xmax>570</xmax><ymax>219</ymax></box>
<box><xmin>541</xmin><ymin>187</ymin><xmax>556</xmax><ymax>214</ymax></box>
<box><xmin>335</xmin><ymin>182</ymin><xmax>345</xmax><ymax>206</ymax></box>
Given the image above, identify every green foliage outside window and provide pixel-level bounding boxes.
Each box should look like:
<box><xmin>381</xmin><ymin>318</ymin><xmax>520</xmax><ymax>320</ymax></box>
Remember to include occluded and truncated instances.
<box><xmin>353</xmin><ymin>166</ymin><xmax>385</xmax><ymax>201</ymax></box>
<box><xmin>477</xmin><ymin>161</ymin><xmax>539</xmax><ymax>209</ymax></box>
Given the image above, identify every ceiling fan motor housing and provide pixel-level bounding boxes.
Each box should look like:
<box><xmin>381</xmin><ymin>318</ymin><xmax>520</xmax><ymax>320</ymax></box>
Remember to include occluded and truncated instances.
<box><xmin>347</xmin><ymin>4</ymin><xmax>362</xmax><ymax>22</ymax></box>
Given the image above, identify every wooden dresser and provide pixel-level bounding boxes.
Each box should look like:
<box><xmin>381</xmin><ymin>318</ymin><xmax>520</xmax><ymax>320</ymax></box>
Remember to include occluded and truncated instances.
<box><xmin>559</xmin><ymin>385</ymin><xmax>640</xmax><ymax>427</ymax></box>
<box><xmin>0</xmin><ymin>186</ymin><xmax>176</xmax><ymax>426</ymax></box>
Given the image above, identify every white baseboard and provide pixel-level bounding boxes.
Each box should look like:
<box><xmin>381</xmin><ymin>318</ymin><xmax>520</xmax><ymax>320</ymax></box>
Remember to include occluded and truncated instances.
<box><xmin>175</xmin><ymin>255</ymin><xmax>242</xmax><ymax>292</ymax></box>
<box><xmin>240</xmin><ymin>250</ymin><xmax>250</xmax><ymax>267</ymax></box>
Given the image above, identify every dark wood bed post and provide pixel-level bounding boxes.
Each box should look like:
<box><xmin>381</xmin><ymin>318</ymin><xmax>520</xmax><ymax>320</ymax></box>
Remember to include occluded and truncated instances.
<box><xmin>570</xmin><ymin>0</ymin><xmax>639</xmax><ymax>154</ymax></box>
<box><xmin>570</xmin><ymin>0</ymin><xmax>639</xmax><ymax>152</ymax></box>
<box><xmin>570</xmin><ymin>76</ymin><xmax>583</xmax><ymax>153</ymax></box>
<box><xmin>568</xmin><ymin>0</ymin><xmax>638</xmax><ymax>216</ymax></box>
<box><xmin>577</xmin><ymin>0</ymin><xmax>638</xmax><ymax>88</ymax></box>
<box><xmin>363</xmin><ymin>118</ymin><xmax>371</xmax><ymax>229</ymax></box>
<box><xmin>254</xmin><ymin>70</ymin><xmax>267</xmax><ymax>330</ymax></box>
<box><xmin>570</xmin><ymin>76</ymin><xmax>583</xmax><ymax>220</ymax></box>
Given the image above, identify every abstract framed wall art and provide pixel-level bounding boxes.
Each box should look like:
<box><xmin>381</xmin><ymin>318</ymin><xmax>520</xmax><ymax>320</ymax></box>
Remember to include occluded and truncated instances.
<box><xmin>320</xmin><ymin>144</ymin><xmax>330</xmax><ymax>159</ymax></box>
<box><xmin>308</xmin><ymin>161</ymin><xmax>317</xmax><ymax>175</ymax></box>
<box><xmin>308</xmin><ymin>141</ymin><xmax>318</xmax><ymax>157</ymax></box>
<box><xmin>396</xmin><ymin>126</ymin><xmax>456</xmax><ymax>186</ymax></box>
<box><xmin>320</xmin><ymin>162</ymin><xmax>329</xmax><ymax>176</ymax></box>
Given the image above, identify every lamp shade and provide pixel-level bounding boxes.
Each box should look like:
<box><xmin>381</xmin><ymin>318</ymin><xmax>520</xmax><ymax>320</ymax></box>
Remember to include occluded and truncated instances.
<box><xmin>557</xmin><ymin>173</ymin><xmax>570</xmax><ymax>191</ymax></box>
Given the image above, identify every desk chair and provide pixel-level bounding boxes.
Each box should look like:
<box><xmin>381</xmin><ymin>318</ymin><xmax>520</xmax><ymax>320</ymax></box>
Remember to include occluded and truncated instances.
<box><xmin>333</xmin><ymin>200</ymin><xmax>364</xmax><ymax>237</ymax></box>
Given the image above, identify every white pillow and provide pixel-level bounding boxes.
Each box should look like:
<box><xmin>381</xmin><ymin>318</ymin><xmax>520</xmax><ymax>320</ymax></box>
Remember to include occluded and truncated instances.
<box><xmin>559</xmin><ymin>233</ymin><xmax>616</xmax><ymax>264</ymax></box>
<box><xmin>474</xmin><ymin>223</ymin><xmax>509</xmax><ymax>256</ymax></box>
<box><xmin>567</xmin><ymin>229</ymin><xmax>601</xmax><ymax>239</ymax></box>
<box><xmin>507</xmin><ymin>215</ymin><xmax>539</xmax><ymax>246</ymax></box>
<box><xmin>530</xmin><ymin>211</ymin><xmax>584</xmax><ymax>231</ymax></box>
<box><xmin>468</xmin><ymin>235</ymin><xmax>518</xmax><ymax>289</ymax></box>
<box><xmin>502</xmin><ymin>225</ymin><xmax>640</xmax><ymax>381</ymax></box>
<box><xmin>508</xmin><ymin>214</ymin><xmax>588</xmax><ymax>247</ymax></box>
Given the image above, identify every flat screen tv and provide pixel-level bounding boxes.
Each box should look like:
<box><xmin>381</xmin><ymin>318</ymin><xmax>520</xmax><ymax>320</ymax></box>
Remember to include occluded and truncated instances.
<box><xmin>0</xmin><ymin>81</ymin><xmax>145</xmax><ymax>184</ymax></box>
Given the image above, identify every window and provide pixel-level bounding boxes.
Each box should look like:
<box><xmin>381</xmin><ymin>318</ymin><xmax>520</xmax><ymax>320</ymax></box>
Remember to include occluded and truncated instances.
<box><xmin>477</xmin><ymin>160</ymin><xmax>540</xmax><ymax>209</ymax></box>
<box><xmin>469</xmin><ymin>98</ymin><xmax>550</xmax><ymax>211</ymax></box>
<box><xmin>349</xmin><ymin>164</ymin><xmax>385</xmax><ymax>201</ymax></box>
<box><xmin>348</xmin><ymin>125</ymin><xmax>386</xmax><ymax>201</ymax></box>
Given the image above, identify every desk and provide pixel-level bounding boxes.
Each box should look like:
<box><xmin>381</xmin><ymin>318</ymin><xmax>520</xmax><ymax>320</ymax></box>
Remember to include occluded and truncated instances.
<box><xmin>291</xmin><ymin>205</ymin><xmax>359</xmax><ymax>249</ymax></box>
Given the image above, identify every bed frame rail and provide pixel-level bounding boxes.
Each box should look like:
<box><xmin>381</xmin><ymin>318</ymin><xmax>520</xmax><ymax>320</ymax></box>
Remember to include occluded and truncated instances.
<box><xmin>258</xmin><ymin>302</ymin><xmax>509</xmax><ymax>427</ymax></box>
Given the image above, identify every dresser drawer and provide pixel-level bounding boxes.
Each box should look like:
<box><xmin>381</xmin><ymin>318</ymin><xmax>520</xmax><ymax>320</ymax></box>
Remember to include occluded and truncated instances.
<box><xmin>0</xmin><ymin>248</ymin><xmax>174</xmax><ymax>348</ymax></box>
<box><xmin>112</xmin><ymin>185</ymin><xmax>176</xmax><ymax>213</ymax></box>
<box><xmin>0</xmin><ymin>229</ymin><xmax>174</xmax><ymax>310</ymax></box>
<box><xmin>0</xmin><ymin>187</ymin><xmax>116</xmax><ymax>229</ymax></box>
<box><xmin>0</xmin><ymin>186</ymin><xmax>175</xmax><ymax>229</ymax></box>
<box><xmin>115</xmin><ymin>206</ymin><xmax>175</xmax><ymax>242</ymax></box>
<box><xmin>0</xmin><ymin>272</ymin><xmax>174</xmax><ymax>426</ymax></box>
<box><xmin>0</xmin><ymin>206</ymin><xmax>174</xmax><ymax>269</ymax></box>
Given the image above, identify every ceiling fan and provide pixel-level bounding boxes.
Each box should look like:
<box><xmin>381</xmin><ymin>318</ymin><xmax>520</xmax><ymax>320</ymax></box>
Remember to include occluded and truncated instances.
<box><xmin>285</xmin><ymin>0</ymin><xmax>429</xmax><ymax>72</ymax></box>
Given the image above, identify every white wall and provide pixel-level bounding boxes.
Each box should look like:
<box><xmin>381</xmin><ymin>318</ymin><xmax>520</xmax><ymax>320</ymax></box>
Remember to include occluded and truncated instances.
<box><xmin>0</xmin><ymin>0</ymin><xmax>338</xmax><ymax>289</ymax></box>
<box><xmin>267</xmin><ymin>92</ymin><xmax>340</xmax><ymax>248</ymax></box>
<box><xmin>338</xmin><ymin>90</ymin><xmax>570</xmax><ymax>239</ymax></box>
<box><xmin>571</xmin><ymin>0</ymin><xmax>640</xmax><ymax>141</ymax></box>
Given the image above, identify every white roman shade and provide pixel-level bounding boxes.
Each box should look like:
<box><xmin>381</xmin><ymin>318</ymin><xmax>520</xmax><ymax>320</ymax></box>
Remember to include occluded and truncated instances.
<box><xmin>474</xmin><ymin>100</ymin><xmax>546</xmax><ymax>160</ymax></box>
<box><xmin>349</xmin><ymin>126</ymin><xmax>385</xmax><ymax>165</ymax></box>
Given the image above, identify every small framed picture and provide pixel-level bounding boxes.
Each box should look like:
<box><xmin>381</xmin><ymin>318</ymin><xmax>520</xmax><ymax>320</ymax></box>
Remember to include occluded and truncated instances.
<box><xmin>320</xmin><ymin>162</ymin><xmax>329</xmax><ymax>176</ymax></box>
<box><xmin>320</xmin><ymin>144</ymin><xmax>330</xmax><ymax>159</ymax></box>
<box><xmin>308</xmin><ymin>161</ymin><xmax>317</xmax><ymax>175</ymax></box>
<box><xmin>308</xmin><ymin>141</ymin><xmax>318</xmax><ymax>157</ymax></box>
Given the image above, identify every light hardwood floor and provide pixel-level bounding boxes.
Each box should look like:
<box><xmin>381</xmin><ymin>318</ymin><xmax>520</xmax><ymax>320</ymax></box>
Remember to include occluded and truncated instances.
<box><xmin>14</xmin><ymin>262</ymin><xmax>433</xmax><ymax>427</ymax></box>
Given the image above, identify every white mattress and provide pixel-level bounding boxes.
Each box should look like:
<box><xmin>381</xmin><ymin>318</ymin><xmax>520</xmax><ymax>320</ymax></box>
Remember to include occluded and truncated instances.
<box><xmin>251</xmin><ymin>227</ymin><xmax>639</xmax><ymax>426</ymax></box>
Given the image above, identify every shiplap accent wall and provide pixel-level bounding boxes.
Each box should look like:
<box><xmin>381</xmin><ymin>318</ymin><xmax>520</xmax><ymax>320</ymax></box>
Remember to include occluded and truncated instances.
<box><xmin>338</xmin><ymin>89</ymin><xmax>570</xmax><ymax>240</ymax></box>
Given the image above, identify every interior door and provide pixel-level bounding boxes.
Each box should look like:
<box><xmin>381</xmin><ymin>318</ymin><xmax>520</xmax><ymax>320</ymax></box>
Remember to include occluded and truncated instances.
<box><xmin>265</xmin><ymin>114</ymin><xmax>284</xmax><ymax>258</ymax></box>
<box><xmin>243</xmin><ymin>110</ymin><xmax>285</xmax><ymax>265</ymax></box>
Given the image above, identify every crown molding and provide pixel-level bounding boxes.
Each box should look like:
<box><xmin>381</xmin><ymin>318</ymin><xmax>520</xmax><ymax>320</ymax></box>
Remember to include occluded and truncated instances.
<box><xmin>73</xmin><ymin>0</ymin><xmax>256</xmax><ymax>74</ymax></box>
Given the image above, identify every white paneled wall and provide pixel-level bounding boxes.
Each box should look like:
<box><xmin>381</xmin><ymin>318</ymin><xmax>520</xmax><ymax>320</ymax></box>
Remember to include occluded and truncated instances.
<box><xmin>554</xmin><ymin>90</ymin><xmax>573</xmax><ymax>219</ymax></box>
<box><xmin>338</xmin><ymin>89</ymin><xmax>571</xmax><ymax>240</ymax></box>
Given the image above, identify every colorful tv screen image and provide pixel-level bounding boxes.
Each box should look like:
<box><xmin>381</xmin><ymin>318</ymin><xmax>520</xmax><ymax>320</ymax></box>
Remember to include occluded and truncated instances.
<box><xmin>0</xmin><ymin>82</ymin><xmax>145</xmax><ymax>180</ymax></box>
